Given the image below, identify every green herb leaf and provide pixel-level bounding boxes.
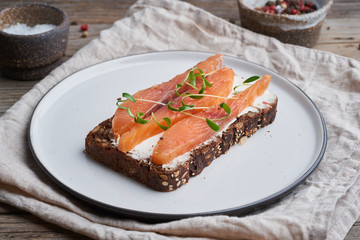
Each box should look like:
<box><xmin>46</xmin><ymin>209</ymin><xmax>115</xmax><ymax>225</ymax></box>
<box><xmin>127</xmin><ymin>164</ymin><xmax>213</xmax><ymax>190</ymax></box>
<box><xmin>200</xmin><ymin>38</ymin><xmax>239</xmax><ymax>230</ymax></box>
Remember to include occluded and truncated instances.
<box><xmin>178</xmin><ymin>101</ymin><xmax>195</xmax><ymax>112</ymax></box>
<box><xmin>135</xmin><ymin>112</ymin><xmax>150</xmax><ymax>124</ymax></box>
<box><xmin>175</xmin><ymin>84</ymin><xmax>183</xmax><ymax>96</ymax></box>
<box><xmin>204</xmin><ymin>78</ymin><xmax>212</xmax><ymax>87</ymax></box>
<box><xmin>243</xmin><ymin>76</ymin><xmax>260</xmax><ymax>84</ymax></box>
<box><xmin>189</xmin><ymin>71</ymin><xmax>196</xmax><ymax>87</ymax></box>
<box><xmin>181</xmin><ymin>101</ymin><xmax>194</xmax><ymax>107</ymax></box>
<box><xmin>198</xmin><ymin>78</ymin><xmax>207</xmax><ymax>94</ymax></box>
<box><xmin>206</xmin><ymin>118</ymin><xmax>220</xmax><ymax>131</ymax></box>
<box><xmin>220</xmin><ymin>102</ymin><xmax>231</xmax><ymax>115</ymax></box>
<box><xmin>192</xmin><ymin>67</ymin><xmax>203</xmax><ymax>75</ymax></box>
<box><xmin>152</xmin><ymin>113</ymin><xmax>172</xmax><ymax>131</ymax></box>
<box><xmin>122</xmin><ymin>92</ymin><xmax>136</xmax><ymax>103</ymax></box>
<box><xmin>186</xmin><ymin>92</ymin><xmax>204</xmax><ymax>99</ymax></box>
<box><xmin>167</xmin><ymin>102</ymin><xmax>179</xmax><ymax>112</ymax></box>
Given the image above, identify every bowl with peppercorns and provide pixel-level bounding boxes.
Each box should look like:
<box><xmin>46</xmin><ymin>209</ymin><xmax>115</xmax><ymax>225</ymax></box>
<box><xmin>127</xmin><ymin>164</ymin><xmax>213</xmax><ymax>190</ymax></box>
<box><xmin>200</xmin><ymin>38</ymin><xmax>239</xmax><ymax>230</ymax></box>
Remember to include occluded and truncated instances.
<box><xmin>237</xmin><ymin>0</ymin><xmax>333</xmax><ymax>47</ymax></box>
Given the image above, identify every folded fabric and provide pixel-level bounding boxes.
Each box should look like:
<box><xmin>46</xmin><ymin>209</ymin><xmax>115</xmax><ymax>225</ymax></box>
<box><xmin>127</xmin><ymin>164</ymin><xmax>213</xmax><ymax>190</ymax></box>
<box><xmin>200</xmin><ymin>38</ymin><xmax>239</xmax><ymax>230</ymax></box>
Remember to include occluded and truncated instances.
<box><xmin>1</xmin><ymin>0</ymin><xmax>359</xmax><ymax>239</ymax></box>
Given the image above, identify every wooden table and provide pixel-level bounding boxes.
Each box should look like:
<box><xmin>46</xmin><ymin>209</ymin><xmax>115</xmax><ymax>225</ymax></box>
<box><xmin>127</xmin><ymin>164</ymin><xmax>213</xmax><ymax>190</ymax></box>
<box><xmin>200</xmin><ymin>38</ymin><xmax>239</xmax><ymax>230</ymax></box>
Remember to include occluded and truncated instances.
<box><xmin>0</xmin><ymin>0</ymin><xmax>359</xmax><ymax>239</ymax></box>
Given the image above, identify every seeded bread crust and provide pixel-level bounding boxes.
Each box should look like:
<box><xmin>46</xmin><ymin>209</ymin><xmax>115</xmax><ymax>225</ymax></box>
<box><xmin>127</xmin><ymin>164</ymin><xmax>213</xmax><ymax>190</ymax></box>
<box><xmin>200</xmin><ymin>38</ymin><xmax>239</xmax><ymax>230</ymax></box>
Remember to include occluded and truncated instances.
<box><xmin>85</xmin><ymin>98</ymin><xmax>278</xmax><ymax>192</ymax></box>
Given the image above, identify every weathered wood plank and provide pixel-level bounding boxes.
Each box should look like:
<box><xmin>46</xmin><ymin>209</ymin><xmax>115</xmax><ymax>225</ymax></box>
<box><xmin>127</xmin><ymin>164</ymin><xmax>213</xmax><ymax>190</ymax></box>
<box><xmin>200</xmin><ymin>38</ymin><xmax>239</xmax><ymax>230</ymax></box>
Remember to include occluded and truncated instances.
<box><xmin>327</xmin><ymin>0</ymin><xmax>360</xmax><ymax>18</ymax></box>
<box><xmin>0</xmin><ymin>232</ymin><xmax>89</xmax><ymax>240</ymax></box>
<box><xmin>0</xmin><ymin>205</ymin><xmax>91</xmax><ymax>240</ymax></box>
<box><xmin>319</xmin><ymin>18</ymin><xmax>360</xmax><ymax>42</ymax></box>
<box><xmin>65</xmin><ymin>24</ymin><xmax>112</xmax><ymax>57</ymax></box>
<box><xmin>0</xmin><ymin>79</ymin><xmax>38</xmax><ymax>116</ymax></box>
<box><xmin>0</xmin><ymin>204</ymin><xmax>23</xmax><ymax>214</ymax></box>
<box><xmin>314</xmin><ymin>42</ymin><xmax>360</xmax><ymax>61</ymax></box>
<box><xmin>314</xmin><ymin>17</ymin><xmax>360</xmax><ymax>60</ymax></box>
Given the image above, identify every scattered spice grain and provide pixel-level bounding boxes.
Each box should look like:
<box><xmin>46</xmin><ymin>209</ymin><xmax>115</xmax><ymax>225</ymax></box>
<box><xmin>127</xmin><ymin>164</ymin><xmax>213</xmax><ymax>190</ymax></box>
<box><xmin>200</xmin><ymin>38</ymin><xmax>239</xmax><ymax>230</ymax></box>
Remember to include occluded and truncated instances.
<box><xmin>81</xmin><ymin>31</ymin><xmax>88</xmax><ymax>38</ymax></box>
<box><xmin>80</xmin><ymin>24</ymin><xmax>88</xmax><ymax>31</ymax></box>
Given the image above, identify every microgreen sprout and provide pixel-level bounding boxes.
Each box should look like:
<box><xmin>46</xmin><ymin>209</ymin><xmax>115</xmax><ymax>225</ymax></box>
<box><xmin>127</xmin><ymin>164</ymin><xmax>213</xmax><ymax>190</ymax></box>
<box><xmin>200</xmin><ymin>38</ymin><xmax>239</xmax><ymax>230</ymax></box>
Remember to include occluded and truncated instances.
<box><xmin>179</xmin><ymin>102</ymin><xmax>231</xmax><ymax>131</ymax></box>
<box><xmin>206</xmin><ymin>118</ymin><xmax>220</xmax><ymax>131</ymax></box>
<box><xmin>233</xmin><ymin>75</ymin><xmax>260</xmax><ymax>94</ymax></box>
<box><xmin>115</xmin><ymin>69</ymin><xmax>254</xmax><ymax>132</ymax></box>
<box><xmin>116</xmin><ymin>94</ymin><xmax>172</xmax><ymax>131</ymax></box>
<box><xmin>243</xmin><ymin>76</ymin><xmax>260</xmax><ymax>84</ymax></box>
<box><xmin>152</xmin><ymin>113</ymin><xmax>172</xmax><ymax>131</ymax></box>
<box><xmin>205</xmin><ymin>102</ymin><xmax>231</xmax><ymax>131</ymax></box>
<box><xmin>134</xmin><ymin>112</ymin><xmax>148</xmax><ymax>124</ymax></box>
<box><xmin>175</xmin><ymin>67</ymin><xmax>213</xmax><ymax>99</ymax></box>
<box><xmin>133</xmin><ymin>112</ymin><xmax>172</xmax><ymax>131</ymax></box>
<box><xmin>167</xmin><ymin>101</ymin><xmax>195</xmax><ymax>112</ymax></box>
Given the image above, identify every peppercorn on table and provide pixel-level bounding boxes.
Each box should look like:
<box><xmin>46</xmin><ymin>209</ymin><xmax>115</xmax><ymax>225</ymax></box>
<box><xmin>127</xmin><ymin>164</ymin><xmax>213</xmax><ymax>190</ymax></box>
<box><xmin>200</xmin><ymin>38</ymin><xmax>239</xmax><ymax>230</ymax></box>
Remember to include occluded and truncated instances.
<box><xmin>0</xmin><ymin>0</ymin><xmax>359</xmax><ymax>239</ymax></box>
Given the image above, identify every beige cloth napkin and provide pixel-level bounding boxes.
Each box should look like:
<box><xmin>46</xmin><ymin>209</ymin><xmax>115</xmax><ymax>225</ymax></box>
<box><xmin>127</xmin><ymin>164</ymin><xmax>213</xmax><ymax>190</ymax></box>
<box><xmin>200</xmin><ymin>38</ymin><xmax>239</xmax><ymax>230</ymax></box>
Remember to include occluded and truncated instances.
<box><xmin>1</xmin><ymin>0</ymin><xmax>360</xmax><ymax>239</ymax></box>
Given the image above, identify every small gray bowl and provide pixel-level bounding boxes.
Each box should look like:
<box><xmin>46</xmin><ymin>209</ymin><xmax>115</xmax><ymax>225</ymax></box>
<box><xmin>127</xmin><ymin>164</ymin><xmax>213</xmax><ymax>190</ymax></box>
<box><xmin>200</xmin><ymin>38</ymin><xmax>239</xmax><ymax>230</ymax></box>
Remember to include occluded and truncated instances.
<box><xmin>0</xmin><ymin>3</ymin><xmax>69</xmax><ymax>80</ymax></box>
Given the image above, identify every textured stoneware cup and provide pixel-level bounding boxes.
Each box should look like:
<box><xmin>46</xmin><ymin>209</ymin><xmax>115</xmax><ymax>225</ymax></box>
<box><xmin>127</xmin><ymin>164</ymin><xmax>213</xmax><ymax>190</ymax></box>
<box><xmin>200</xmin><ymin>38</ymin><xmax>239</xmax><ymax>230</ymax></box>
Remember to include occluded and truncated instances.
<box><xmin>238</xmin><ymin>0</ymin><xmax>333</xmax><ymax>48</ymax></box>
<box><xmin>0</xmin><ymin>3</ymin><xmax>69</xmax><ymax>80</ymax></box>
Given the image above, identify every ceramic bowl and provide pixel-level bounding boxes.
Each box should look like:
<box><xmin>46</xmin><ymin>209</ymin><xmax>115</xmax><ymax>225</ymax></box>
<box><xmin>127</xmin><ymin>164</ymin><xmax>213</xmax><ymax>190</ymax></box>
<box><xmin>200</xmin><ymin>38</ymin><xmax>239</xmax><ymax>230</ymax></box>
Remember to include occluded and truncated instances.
<box><xmin>0</xmin><ymin>3</ymin><xmax>69</xmax><ymax>80</ymax></box>
<box><xmin>237</xmin><ymin>0</ymin><xmax>333</xmax><ymax>47</ymax></box>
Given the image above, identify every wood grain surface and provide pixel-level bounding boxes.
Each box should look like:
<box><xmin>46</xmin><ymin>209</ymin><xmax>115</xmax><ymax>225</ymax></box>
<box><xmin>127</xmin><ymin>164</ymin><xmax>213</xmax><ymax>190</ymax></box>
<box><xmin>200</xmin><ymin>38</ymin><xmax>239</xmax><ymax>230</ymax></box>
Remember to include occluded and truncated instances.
<box><xmin>0</xmin><ymin>0</ymin><xmax>359</xmax><ymax>239</ymax></box>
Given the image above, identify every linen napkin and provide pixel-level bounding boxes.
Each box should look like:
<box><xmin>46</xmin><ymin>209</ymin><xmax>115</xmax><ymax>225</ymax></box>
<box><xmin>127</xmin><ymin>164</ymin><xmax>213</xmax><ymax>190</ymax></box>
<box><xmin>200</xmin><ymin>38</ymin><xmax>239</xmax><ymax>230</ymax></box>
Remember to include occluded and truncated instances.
<box><xmin>1</xmin><ymin>0</ymin><xmax>360</xmax><ymax>239</ymax></box>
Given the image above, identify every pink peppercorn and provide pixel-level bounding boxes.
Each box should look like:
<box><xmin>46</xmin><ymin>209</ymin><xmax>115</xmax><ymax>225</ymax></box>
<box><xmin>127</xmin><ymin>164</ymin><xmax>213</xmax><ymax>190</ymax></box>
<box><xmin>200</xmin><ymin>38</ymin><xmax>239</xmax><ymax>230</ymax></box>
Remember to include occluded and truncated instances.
<box><xmin>257</xmin><ymin>0</ymin><xmax>317</xmax><ymax>15</ymax></box>
<box><xmin>80</xmin><ymin>24</ymin><xmax>88</xmax><ymax>31</ymax></box>
<box><xmin>291</xmin><ymin>9</ymin><xmax>298</xmax><ymax>14</ymax></box>
<box><xmin>300</xmin><ymin>6</ymin><xmax>309</xmax><ymax>12</ymax></box>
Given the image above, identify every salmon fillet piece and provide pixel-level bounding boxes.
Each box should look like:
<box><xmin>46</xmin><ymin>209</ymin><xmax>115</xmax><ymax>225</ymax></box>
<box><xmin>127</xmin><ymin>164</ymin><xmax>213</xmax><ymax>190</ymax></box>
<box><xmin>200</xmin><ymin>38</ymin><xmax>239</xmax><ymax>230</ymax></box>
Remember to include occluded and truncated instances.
<box><xmin>112</xmin><ymin>54</ymin><xmax>224</xmax><ymax>139</ymax></box>
<box><xmin>117</xmin><ymin>67</ymin><xmax>235</xmax><ymax>152</ymax></box>
<box><xmin>152</xmin><ymin>75</ymin><xmax>272</xmax><ymax>165</ymax></box>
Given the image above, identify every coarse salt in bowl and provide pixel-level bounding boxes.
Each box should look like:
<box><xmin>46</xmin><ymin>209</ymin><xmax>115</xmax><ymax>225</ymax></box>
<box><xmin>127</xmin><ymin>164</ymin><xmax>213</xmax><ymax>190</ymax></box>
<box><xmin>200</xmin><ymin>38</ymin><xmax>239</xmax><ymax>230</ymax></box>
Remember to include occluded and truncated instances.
<box><xmin>2</xmin><ymin>23</ymin><xmax>56</xmax><ymax>35</ymax></box>
<box><xmin>0</xmin><ymin>3</ymin><xmax>69</xmax><ymax>80</ymax></box>
<box><xmin>237</xmin><ymin>0</ymin><xmax>333</xmax><ymax>47</ymax></box>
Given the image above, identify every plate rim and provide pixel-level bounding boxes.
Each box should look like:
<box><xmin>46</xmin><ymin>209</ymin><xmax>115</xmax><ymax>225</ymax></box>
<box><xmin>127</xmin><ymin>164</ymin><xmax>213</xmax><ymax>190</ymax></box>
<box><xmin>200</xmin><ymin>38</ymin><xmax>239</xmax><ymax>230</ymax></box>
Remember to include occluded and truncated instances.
<box><xmin>28</xmin><ymin>50</ymin><xmax>327</xmax><ymax>222</ymax></box>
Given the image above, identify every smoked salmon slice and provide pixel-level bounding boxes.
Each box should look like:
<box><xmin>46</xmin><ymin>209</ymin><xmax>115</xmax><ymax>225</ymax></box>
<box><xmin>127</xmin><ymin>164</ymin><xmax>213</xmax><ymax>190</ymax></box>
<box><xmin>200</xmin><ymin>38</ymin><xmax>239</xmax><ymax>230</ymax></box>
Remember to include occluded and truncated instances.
<box><xmin>151</xmin><ymin>75</ymin><xmax>272</xmax><ymax>165</ymax></box>
<box><xmin>117</xmin><ymin>67</ymin><xmax>235</xmax><ymax>152</ymax></box>
<box><xmin>112</xmin><ymin>54</ymin><xmax>224</xmax><ymax>139</ymax></box>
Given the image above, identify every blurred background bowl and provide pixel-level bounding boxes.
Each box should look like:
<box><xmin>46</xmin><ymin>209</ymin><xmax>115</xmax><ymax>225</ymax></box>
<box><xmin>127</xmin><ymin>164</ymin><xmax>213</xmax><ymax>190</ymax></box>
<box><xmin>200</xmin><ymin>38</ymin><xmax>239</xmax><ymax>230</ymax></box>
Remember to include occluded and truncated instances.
<box><xmin>0</xmin><ymin>3</ymin><xmax>69</xmax><ymax>80</ymax></box>
<box><xmin>237</xmin><ymin>0</ymin><xmax>333</xmax><ymax>48</ymax></box>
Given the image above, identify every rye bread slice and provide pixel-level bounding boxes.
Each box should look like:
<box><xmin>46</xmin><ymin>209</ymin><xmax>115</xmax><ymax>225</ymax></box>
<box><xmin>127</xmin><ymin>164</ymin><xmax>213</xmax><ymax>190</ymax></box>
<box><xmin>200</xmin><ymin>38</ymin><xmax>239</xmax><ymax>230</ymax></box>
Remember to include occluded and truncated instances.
<box><xmin>85</xmin><ymin>98</ymin><xmax>278</xmax><ymax>192</ymax></box>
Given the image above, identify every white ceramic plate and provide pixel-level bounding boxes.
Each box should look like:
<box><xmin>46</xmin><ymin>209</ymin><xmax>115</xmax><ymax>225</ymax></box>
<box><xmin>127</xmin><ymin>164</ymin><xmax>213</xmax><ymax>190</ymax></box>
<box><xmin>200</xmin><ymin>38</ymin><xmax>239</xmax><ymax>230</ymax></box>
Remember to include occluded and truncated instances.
<box><xmin>29</xmin><ymin>51</ymin><xmax>326</xmax><ymax>221</ymax></box>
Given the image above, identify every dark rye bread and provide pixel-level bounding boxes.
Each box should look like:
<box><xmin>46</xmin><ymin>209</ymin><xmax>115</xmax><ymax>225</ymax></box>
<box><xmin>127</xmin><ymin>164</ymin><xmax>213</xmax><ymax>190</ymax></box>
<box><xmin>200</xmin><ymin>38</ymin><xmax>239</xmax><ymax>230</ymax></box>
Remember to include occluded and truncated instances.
<box><xmin>85</xmin><ymin>99</ymin><xmax>278</xmax><ymax>192</ymax></box>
